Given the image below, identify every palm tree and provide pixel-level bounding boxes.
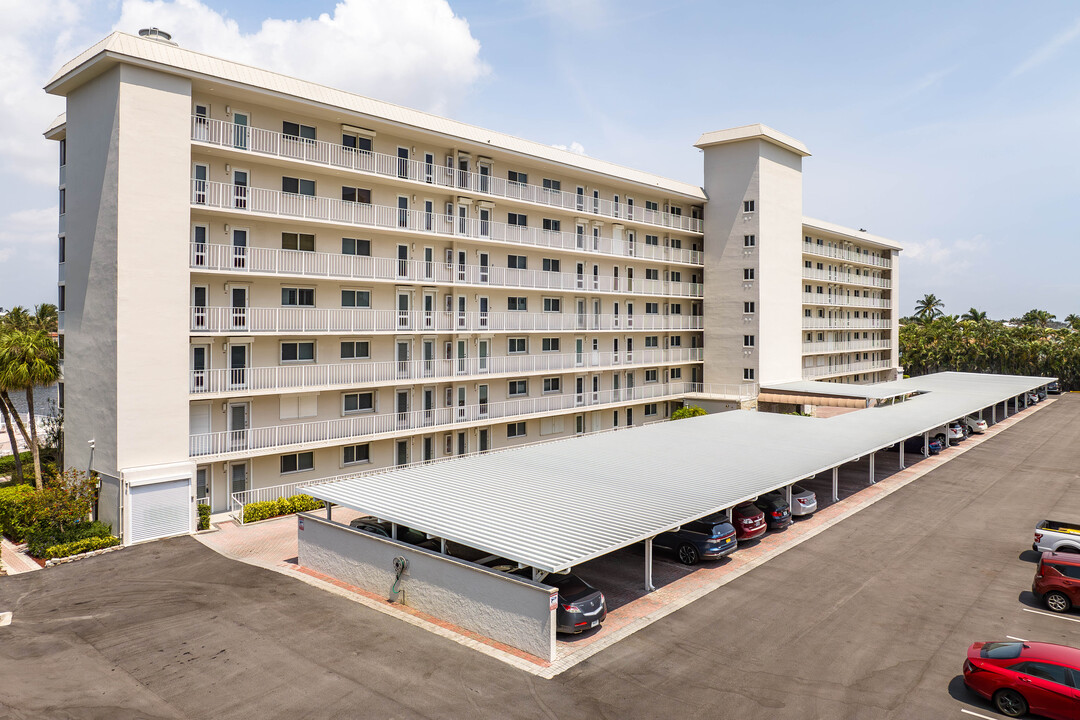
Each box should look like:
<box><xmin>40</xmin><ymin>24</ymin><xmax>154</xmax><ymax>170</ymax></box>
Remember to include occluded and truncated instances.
<box><xmin>1065</xmin><ymin>314</ymin><xmax>1080</xmax><ymax>332</ymax></box>
<box><xmin>961</xmin><ymin>307</ymin><xmax>988</xmax><ymax>322</ymax></box>
<box><xmin>0</xmin><ymin>328</ymin><xmax>60</xmax><ymax>489</ymax></box>
<box><xmin>1020</xmin><ymin>309</ymin><xmax>1056</xmax><ymax>328</ymax></box>
<box><xmin>31</xmin><ymin>303</ymin><xmax>58</xmax><ymax>334</ymax></box>
<box><xmin>914</xmin><ymin>293</ymin><xmax>945</xmax><ymax>322</ymax></box>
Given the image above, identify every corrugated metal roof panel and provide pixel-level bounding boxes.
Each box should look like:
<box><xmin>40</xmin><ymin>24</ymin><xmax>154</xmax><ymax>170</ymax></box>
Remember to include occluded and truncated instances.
<box><xmin>309</xmin><ymin>373</ymin><xmax>1054</xmax><ymax>573</ymax></box>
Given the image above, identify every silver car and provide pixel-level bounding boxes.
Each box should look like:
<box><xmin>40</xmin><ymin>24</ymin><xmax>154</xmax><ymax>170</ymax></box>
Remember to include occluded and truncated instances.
<box><xmin>789</xmin><ymin>484</ymin><xmax>817</xmax><ymax>516</ymax></box>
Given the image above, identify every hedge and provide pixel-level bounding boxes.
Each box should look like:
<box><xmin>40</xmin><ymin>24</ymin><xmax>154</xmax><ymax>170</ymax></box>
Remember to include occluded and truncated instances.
<box><xmin>43</xmin><ymin>535</ymin><xmax>121</xmax><ymax>560</ymax></box>
<box><xmin>243</xmin><ymin>493</ymin><xmax>324</xmax><ymax>524</ymax></box>
<box><xmin>26</xmin><ymin>520</ymin><xmax>113</xmax><ymax>558</ymax></box>
<box><xmin>197</xmin><ymin>503</ymin><xmax>211</xmax><ymax>531</ymax></box>
<box><xmin>0</xmin><ymin>452</ymin><xmax>32</xmax><ymax>475</ymax></box>
<box><xmin>0</xmin><ymin>484</ymin><xmax>37</xmax><ymax>541</ymax></box>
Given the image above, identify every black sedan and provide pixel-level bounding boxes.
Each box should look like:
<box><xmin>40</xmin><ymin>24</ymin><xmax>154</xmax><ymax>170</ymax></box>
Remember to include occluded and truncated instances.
<box><xmin>754</xmin><ymin>493</ymin><xmax>793</xmax><ymax>530</ymax></box>
<box><xmin>654</xmin><ymin>514</ymin><xmax>738</xmax><ymax>565</ymax></box>
<box><xmin>546</xmin><ymin>573</ymin><xmax>607</xmax><ymax>634</ymax></box>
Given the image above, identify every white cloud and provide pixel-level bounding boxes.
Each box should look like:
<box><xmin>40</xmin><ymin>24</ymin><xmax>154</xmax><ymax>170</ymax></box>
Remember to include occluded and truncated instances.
<box><xmin>904</xmin><ymin>235</ymin><xmax>984</xmax><ymax>266</ymax></box>
<box><xmin>551</xmin><ymin>141</ymin><xmax>586</xmax><ymax>155</ymax></box>
<box><xmin>1009</xmin><ymin>16</ymin><xmax>1080</xmax><ymax>78</ymax></box>
<box><xmin>113</xmin><ymin>0</ymin><xmax>489</xmax><ymax>114</ymax></box>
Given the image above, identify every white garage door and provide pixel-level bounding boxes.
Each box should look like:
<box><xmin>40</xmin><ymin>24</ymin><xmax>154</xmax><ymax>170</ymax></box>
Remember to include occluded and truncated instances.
<box><xmin>129</xmin><ymin>479</ymin><xmax>192</xmax><ymax>544</ymax></box>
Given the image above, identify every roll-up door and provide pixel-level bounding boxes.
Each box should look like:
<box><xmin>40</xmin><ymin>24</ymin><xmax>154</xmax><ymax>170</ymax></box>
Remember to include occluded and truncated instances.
<box><xmin>129</xmin><ymin>478</ymin><xmax>192</xmax><ymax>544</ymax></box>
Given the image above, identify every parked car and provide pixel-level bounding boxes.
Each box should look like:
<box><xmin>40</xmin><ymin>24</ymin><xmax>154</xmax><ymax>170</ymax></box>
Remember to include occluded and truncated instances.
<box><xmin>1038</xmin><ymin>387</ymin><xmax>1049</xmax><ymax>401</ymax></box>
<box><xmin>731</xmin><ymin>502</ymin><xmax>767</xmax><ymax>540</ymax></box>
<box><xmin>754</xmin><ymin>494</ymin><xmax>792</xmax><ymax>530</ymax></box>
<box><xmin>950</xmin><ymin>421</ymin><xmax>969</xmax><ymax>440</ymax></box>
<box><xmin>1032</xmin><ymin>552</ymin><xmax>1080</xmax><ymax>613</ymax></box>
<box><xmin>1033</xmin><ymin>520</ymin><xmax>1080</xmax><ymax>554</ymax></box>
<box><xmin>546</xmin><ymin>573</ymin><xmax>607</xmax><ymax>634</ymax></box>
<box><xmin>348</xmin><ymin>516</ymin><xmax>439</xmax><ymax>551</ymax></box>
<box><xmin>930</xmin><ymin>424</ymin><xmax>965</xmax><ymax>446</ymax></box>
<box><xmin>963</xmin><ymin>640</ymin><xmax>1080</xmax><ymax>719</ymax></box>
<box><xmin>963</xmin><ymin>416</ymin><xmax>989</xmax><ymax>434</ymax></box>
<box><xmin>654</xmin><ymin>514</ymin><xmax>738</xmax><ymax>565</ymax></box>
<box><xmin>1028</xmin><ymin>392</ymin><xmax>1040</xmax><ymax>404</ymax></box>
<box><xmin>1048</xmin><ymin>381</ymin><xmax>1062</xmax><ymax>395</ymax></box>
<box><xmin>888</xmin><ymin>436</ymin><xmax>944</xmax><ymax>456</ymax></box>
<box><xmin>788</xmin><ymin>484</ymin><xmax>818</xmax><ymax>516</ymax></box>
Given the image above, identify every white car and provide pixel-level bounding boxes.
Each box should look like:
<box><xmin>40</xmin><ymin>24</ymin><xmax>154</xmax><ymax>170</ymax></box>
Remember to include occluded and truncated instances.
<box><xmin>931</xmin><ymin>424</ymin><xmax>966</xmax><ymax>446</ymax></box>
<box><xmin>963</xmin><ymin>416</ymin><xmax>988</xmax><ymax>434</ymax></box>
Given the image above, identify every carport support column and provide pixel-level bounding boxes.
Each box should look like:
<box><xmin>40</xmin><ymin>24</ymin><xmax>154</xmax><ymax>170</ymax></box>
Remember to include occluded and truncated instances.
<box><xmin>786</xmin><ymin>484</ymin><xmax>792</xmax><ymax>506</ymax></box>
<box><xmin>923</xmin><ymin>431</ymin><xmax>929</xmax><ymax>456</ymax></box>
<box><xmin>832</xmin><ymin>467</ymin><xmax>839</xmax><ymax>502</ymax></box>
<box><xmin>992</xmin><ymin>405</ymin><xmax>996</xmax><ymax>423</ymax></box>
<box><xmin>869</xmin><ymin>453</ymin><xmax>875</xmax><ymax>484</ymax></box>
<box><xmin>899</xmin><ymin>442</ymin><xmax>904</xmax><ymax>470</ymax></box>
<box><xmin>325</xmin><ymin>502</ymin><xmax>332</xmax><ymax>520</ymax></box>
<box><xmin>644</xmin><ymin>537</ymin><xmax>656</xmax><ymax>592</ymax></box>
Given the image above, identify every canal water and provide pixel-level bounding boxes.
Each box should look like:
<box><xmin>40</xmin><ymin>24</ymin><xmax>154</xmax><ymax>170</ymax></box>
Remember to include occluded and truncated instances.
<box><xmin>4</xmin><ymin>384</ymin><xmax>58</xmax><ymax>418</ymax></box>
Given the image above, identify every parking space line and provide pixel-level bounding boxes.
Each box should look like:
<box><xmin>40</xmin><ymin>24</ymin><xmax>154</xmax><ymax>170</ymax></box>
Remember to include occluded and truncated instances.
<box><xmin>1005</xmin><ymin>635</ymin><xmax>1027</xmax><ymax>642</ymax></box>
<box><xmin>1022</xmin><ymin>608</ymin><xmax>1080</xmax><ymax>623</ymax></box>
<box><xmin>960</xmin><ymin>709</ymin><xmax>998</xmax><ymax>720</ymax></box>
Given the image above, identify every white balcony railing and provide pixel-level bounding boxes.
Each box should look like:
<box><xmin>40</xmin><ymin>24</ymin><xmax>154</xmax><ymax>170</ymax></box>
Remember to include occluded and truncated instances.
<box><xmin>191</xmin><ymin>243</ymin><xmax>704</xmax><ymax>298</ymax></box>
<box><xmin>802</xmin><ymin>293</ymin><xmax>891</xmax><ymax>309</ymax></box>
<box><xmin>803</xmin><ymin>359</ymin><xmax>894</xmax><ymax>379</ymax></box>
<box><xmin>802</xmin><ymin>340</ymin><xmax>891</xmax><ymax>354</ymax></box>
<box><xmin>190</xmin><ymin>306</ymin><xmax>704</xmax><ymax>334</ymax></box>
<box><xmin>801</xmin><ymin>318</ymin><xmax>892</xmax><ymax>330</ymax></box>
<box><xmin>58</xmin><ymin>262</ymin><xmax>65</xmax><ymax>283</ymax></box>
<box><xmin>801</xmin><ymin>268</ymin><xmax>890</xmax><ymax>289</ymax></box>
<box><xmin>192</xmin><ymin>116</ymin><xmax>704</xmax><ymax>234</ymax></box>
<box><xmin>190</xmin><ymin>381</ymin><xmax>701</xmax><ymax>458</ymax></box>
<box><xmin>803</xmin><ymin>242</ymin><xmax>891</xmax><ymax>268</ymax></box>
<box><xmin>57</xmin><ymin>311</ymin><xmax>64</xmax><ymax>331</ymax></box>
<box><xmin>191</xmin><ymin>180</ymin><xmax>704</xmax><ymax>266</ymax></box>
<box><xmin>190</xmin><ymin>348</ymin><xmax>704</xmax><ymax>395</ymax></box>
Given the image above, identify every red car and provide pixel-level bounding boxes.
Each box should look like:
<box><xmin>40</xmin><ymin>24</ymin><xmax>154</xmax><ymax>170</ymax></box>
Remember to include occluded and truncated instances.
<box><xmin>731</xmin><ymin>502</ymin><xmax>767</xmax><ymax>540</ymax></box>
<box><xmin>963</xmin><ymin>641</ymin><xmax>1080</xmax><ymax>718</ymax></box>
<box><xmin>1032</xmin><ymin>552</ymin><xmax>1080</xmax><ymax>613</ymax></box>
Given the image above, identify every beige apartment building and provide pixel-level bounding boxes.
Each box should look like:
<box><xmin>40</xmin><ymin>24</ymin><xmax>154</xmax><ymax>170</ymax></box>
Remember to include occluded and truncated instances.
<box><xmin>44</xmin><ymin>30</ymin><xmax>900</xmax><ymax>543</ymax></box>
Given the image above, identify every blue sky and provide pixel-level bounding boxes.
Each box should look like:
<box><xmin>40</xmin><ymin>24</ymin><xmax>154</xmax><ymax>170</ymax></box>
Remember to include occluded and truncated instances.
<box><xmin>3</xmin><ymin>0</ymin><xmax>1079</xmax><ymax>320</ymax></box>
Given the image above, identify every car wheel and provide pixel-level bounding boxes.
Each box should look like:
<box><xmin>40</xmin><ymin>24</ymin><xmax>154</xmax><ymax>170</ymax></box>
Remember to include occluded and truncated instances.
<box><xmin>677</xmin><ymin>544</ymin><xmax>700</xmax><ymax>566</ymax></box>
<box><xmin>993</xmin><ymin>688</ymin><xmax>1028</xmax><ymax>718</ymax></box>
<box><xmin>1045</xmin><ymin>591</ymin><xmax>1072</xmax><ymax>613</ymax></box>
<box><xmin>935</xmin><ymin>434</ymin><xmax>947</xmax><ymax>446</ymax></box>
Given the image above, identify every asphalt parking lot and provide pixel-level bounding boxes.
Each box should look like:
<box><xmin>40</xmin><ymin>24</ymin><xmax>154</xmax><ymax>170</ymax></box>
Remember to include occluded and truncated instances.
<box><xmin>1</xmin><ymin>394</ymin><xmax>1077</xmax><ymax>719</ymax></box>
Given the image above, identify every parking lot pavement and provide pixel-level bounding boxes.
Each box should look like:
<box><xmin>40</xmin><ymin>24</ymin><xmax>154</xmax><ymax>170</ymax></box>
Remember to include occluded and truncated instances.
<box><xmin>0</xmin><ymin>395</ymin><xmax>1073</xmax><ymax>718</ymax></box>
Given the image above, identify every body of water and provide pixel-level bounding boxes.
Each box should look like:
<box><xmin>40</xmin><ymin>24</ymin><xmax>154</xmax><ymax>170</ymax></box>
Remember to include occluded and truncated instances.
<box><xmin>4</xmin><ymin>384</ymin><xmax>58</xmax><ymax>418</ymax></box>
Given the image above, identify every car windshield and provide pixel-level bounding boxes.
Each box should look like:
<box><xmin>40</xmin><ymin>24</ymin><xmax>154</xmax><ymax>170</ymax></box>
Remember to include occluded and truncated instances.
<box><xmin>707</xmin><ymin>524</ymin><xmax>733</xmax><ymax>537</ymax></box>
<box><xmin>980</xmin><ymin>642</ymin><xmax>1025</xmax><ymax>659</ymax></box>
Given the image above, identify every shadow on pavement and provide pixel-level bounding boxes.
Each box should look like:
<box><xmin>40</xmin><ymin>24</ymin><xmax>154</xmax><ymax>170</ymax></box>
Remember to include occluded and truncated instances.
<box><xmin>1017</xmin><ymin>590</ymin><xmax>1043</xmax><ymax>609</ymax></box>
<box><xmin>948</xmin><ymin>674</ymin><xmax>995</xmax><ymax>716</ymax></box>
<box><xmin>1018</xmin><ymin>549</ymin><xmax>1042</xmax><ymax>564</ymax></box>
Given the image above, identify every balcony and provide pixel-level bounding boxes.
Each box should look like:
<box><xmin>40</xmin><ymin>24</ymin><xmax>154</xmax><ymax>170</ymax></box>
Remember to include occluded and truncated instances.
<box><xmin>191</xmin><ymin>243</ymin><xmax>704</xmax><ymax>298</ymax></box>
<box><xmin>189</xmin><ymin>381</ymin><xmax>698</xmax><ymax>458</ymax></box>
<box><xmin>801</xmin><ymin>340</ymin><xmax>891</xmax><ymax>355</ymax></box>
<box><xmin>190</xmin><ymin>347</ymin><xmax>704</xmax><ymax>395</ymax></box>
<box><xmin>801</xmin><ymin>318</ymin><xmax>891</xmax><ymax>330</ymax></box>
<box><xmin>803</xmin><ymin>242</ymin><xmax>891</xmax><ymax>268</ymax></box>
<box><xmin>802</xmin><ymin>359</ymin><xmax>894</xmax><ymax>380</ymax></box>
<box><xmin>190</xmin><ymin>306</ymin><xmax>704</xmax><ymax>334</ymax></box>
<box><xmin>57</xmin><ymin>311</ymin><xmax>64</xmax><ymax>332</ymax></box>
<box><xmin>802</xmin><ymin>293</ymin><xmax>891</xmax><ymax>309</ymax></box>
<box><xmin>192</xmin><ymin>116</ymin><xmax>704</xmax><ymax>234</ymax></box>
<box><xmin>193</xmin><ymin>180</ymin><xmax>703</xmax><ymax>266</ymax></box>
<box><xmin>58</xmin><ymin>262</ymin><xmax>65</xmax><ymax>283</ymax></box>
<box><xmin>801</xmin><ymin>268</ymin><xmax>890</xmax><ymax>289</ymax></box>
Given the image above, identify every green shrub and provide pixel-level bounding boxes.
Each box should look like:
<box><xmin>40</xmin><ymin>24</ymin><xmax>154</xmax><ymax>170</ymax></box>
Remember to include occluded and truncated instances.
<box><xmin>43</xmin><ymin>535</ymin><xmax>120</xmax><ymax>560</ymax></box>
<box><xmin>0</xmin><ymin>452</ymin><xmax>33</xmax><ymax>475</ymax></box>
<box><xmin>26</xmin><ymin>520</ymin><xmax>112</xmax><ymax>558</ymax></box>
<box><xmin>197</xmin><ymin>503</ymin><xmax>211</xmax><ymax>531</ymax></box>
<box><xmin>242</xmin><ymin>493</ymin><xmax>324</xmax><ymax>523</ymax></box>
<box><xmin>0</xmin><ymin>484</ymin><xmax>37</xmax><ymax>541</ymax></box>
<box><xmin>670</xmin><ymin>405</ymin><xmax>708</xmax><ymax>421</ymax></box>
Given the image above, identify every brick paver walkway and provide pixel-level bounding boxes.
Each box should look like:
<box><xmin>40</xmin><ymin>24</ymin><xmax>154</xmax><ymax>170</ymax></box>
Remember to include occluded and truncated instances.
<box><xmin>194</xmin><ymin>399</ymin><xmax>1052</xmax><ymax>676</ymax></box>
<box><xmin>1</xmin><ymin>537</ymin><xmax>42</xmax><ymax>575</ymax></box>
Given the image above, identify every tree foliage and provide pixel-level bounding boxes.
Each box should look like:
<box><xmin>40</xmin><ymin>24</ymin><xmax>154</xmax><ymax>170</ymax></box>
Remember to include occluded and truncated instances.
<box><xmin>670</xmin><ymin>405</ymin><xmax>708</xmax><ymax>421</ymax></box>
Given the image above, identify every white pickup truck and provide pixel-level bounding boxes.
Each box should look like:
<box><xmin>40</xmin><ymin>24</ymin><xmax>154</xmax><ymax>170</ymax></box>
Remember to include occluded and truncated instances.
<box><xmin>1033</xmin><ymin>520</ymin><xmax>1080</xmax><ymax>553</ymax></box>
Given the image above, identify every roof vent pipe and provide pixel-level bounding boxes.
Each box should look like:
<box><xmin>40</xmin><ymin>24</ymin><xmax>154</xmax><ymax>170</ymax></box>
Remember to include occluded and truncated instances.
<box><xmin>138</xmin><ymin>28</ymin><xmax>178</xmax><ymax>46</ymax></box>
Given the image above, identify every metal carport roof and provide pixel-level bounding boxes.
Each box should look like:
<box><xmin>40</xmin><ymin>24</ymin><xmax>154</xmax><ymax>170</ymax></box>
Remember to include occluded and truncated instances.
<box><xmin>307</xmin><ymin>372</ymin><xmax>1054</xmax><ymax>574</ymax></box>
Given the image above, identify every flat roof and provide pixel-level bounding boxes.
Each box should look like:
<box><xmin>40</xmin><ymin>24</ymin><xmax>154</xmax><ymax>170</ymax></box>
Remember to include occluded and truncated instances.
<box><xmin>694</xmin><ymin>124</ymin><xmax>811</xmax><ymax>157</ymax></box>
<box><xmin>763</xmin><ymin>380</ymin><xmax>913</xmax><ymax>401</ymax></box>
<box><xmin>803</xmin><ymin>217</ymin><xmax>903</xmax><ymax>252</ymax></box>
<box><xmin>308</xmin><ymin>372</ymin><xmax>1053</xmax><ymax>574</ymax></box>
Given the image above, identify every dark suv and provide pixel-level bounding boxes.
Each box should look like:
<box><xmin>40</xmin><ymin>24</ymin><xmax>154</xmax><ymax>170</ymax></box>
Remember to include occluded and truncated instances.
<box><xmin>1033</xmin><ymin>552</ymin><xmax>1080</xmax><ymax>613</ymax></box>
<box><xmin>654</xmin><ymin>514</ymin><xmax>738</xmax><ymax>565</ymax></box>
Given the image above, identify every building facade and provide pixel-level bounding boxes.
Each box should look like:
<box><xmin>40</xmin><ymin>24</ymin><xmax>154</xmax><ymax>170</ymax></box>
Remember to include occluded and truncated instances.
<box><xmin>45</xmin><ymin>31</ymin><xmax>899</xmax><ymax>541</ymax></box>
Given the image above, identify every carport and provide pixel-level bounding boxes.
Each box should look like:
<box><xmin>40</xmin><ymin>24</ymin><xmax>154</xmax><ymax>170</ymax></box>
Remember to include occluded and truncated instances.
<box><xmin>303</xmin><ymin>372</ymin><xmax>1054</xmax><ymax>658</ymax></box>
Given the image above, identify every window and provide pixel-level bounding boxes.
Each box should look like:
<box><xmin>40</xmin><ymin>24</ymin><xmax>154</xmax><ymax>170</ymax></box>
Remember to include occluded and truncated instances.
<box><xmin>340</xmin><ymin>340</ymin><xmax>370</xmax><ymax>359</ymax></box>
<box><xmin>670</xmin><ymin>271</ymin><xmax>681</xmax><ymax>282</ymax></box>
<box><xmin>343</xmin><ymin>444</ymin><xmax>370</xmax><ymax>465</ymax></box>
<box><xmin>342</xmin><ymin>238</ymin><xmax>371</xmax><ymax>256</ymax></box>
<box><xmin>805</xmin><ymin>285</ymin><xmax>812</xmax><ymax>293</ymax></box>
<box><xmin>508</xmin><ymin>170</ymin><xmax>528</xmax><ymax>185</ymax></box>
<box><xmin>670</xmin><ymin>367</ymin><xmax>682</xmax><ymax>379</ymax></box>
<box><xmin>744</xmin><ymin>235</ymin><xmax>756</xmax><ymax>247</ymax></box>
<box><xmin>280</xmin><ymin>341</ymin><xmax>315</xmax><ymax>362</ymax></box>
<box><xmin>645</xmin><ymin>234</ymin><xmax>659</xmax><ymax>246</ymax></box>
<box><xmin>542</xmin><ymin>219</ymin><xmax>561</xmax><ymax>232</ymax></box>
<box><xmin>645</xmin><ymin>336</ymin><xmax>658</xmax><ymax>348</ymax></box>
<box><xmin>280</xmin><ymin>452</ymin><xmax>314</xmax><ymax>475</ymax></box>
<box><xmin>644</xmin><ymin>403</ymin><xmax>658</xmax><ymax>417</ymax></box>
<box><xmin>282</xmin><ymin>288</ymin><xmax>315</xmax><ymax>306</ymax></box>
<box><xmin>542</xmin><ymin>258</ymin><xmax>561</xmax><ymax>272</ymax></box>
<box><xmin>282</xmin><ymin>232</ymin><xmax>315</xmax><ymax>251</ymax></box>
<box><xmin>743</xmin><ymin>200</ymin><xmax>755</xmax><ymax>212</ymax></box>
<box><xmin>507</xmin><ymin>254</ymin><xmax>527</xmax><ymax>269</ymax></box>
<box><xmin>343</xmin><ymin>392</ymin><xmax>374</xmax><ymax>414</ymax></box>
<box><xmin>58</xmin><ymin>285</ymin><xmax>65</xmax><ymax>312</ymax></box>
<box><xmin>542</xmin><ymin>337</ymin><xmax>560</xmax><ymax>352</ymax></box>
<box><xmin>341</xmin><ymin>186</ymin><xmax>371</xmax><ymax>204</ymax></box>
<box><xmin>507</xmin><ymin>421</ymin><xmax>526</xmax><ymax>438</ymax></box>
<box><xmin>282</xmin><ymin>176</ymin><xmax>315</xmax><ymax>196</ymax></box>
<box><xmin>744</xmin><ymin>302</ymin><xmax>756</xmax><ymax>313</ymax></box>
<box><xmin>507</xmin><ymin>212</ymin><xmax>527</xmax><ymax>226</ymax></box>
<box><xmin>804</xmin><ymin>309</ymin><xmax>812</xmax><ymax>317</ymax></box>
<box><xmin>341</xmin><ymin>289</ymin><xmax>371</xmax><ymax>308</ymax></box>
<box><xmin>644</xmin><ymin>369</ymin><xmax>658</xmax><ymax>383</ymax></box>
<box><xmin>645</xmin><ymin>200</ymin><xmax>659</xmax><ymax>212</ymax></box>
<box><xmin>670</xmin><ymin>335</ymin><xmax>681</xmax><ymax>347</ymax></box>
<box><xmin>59</xmin><ymin>138</ymin><xmax>66</xmax><ymax>167</ymax></box>
<box><xmin>342</xmin><ymin>132</ymin><xmax>372</xmax><ymax>152</ymax></box>
<box><xmin>645</xmin><ymin>302</ymin><xmax>659</xmax><ymax>314</ymax></box>
<box><xmin>744</xmin><ymin>335</ymin><xmax>755</xmax><ymax>347</ymax></box>
<box><xmin>543</xmin><ymin>377</ymin><xmax>561</xmax><ymax>393</ymax></box>
<box><xmin>744</xmin><ymin>368</ymin><xmax>755</xmax><ymax>380</ymax></box>
<box><xmin>542</xmin><ymin>178</ymin><xmax>561</xmax><ymax>192</ymax></box>
<box><xmin>670</xmin><ymin>303</ymin><xmax>682</xmax><ymax>314</ymax></box>
<box><xmin>282</xmin><ymin>121</ymin><xmax>316</xmax><ymax>140</ymax></box>
<box><xmin>59</xmin><ymin>188</ymin><xmax>65</xmax><ymax>215</ymax></box>
<box><xmin>58</xmin><ymin>236</ymin><xmax>65</xmax><ymax>263</ymax></box>
<box><xmin>744</xmin><ymin>268</ymin><xmax>755</xmax><ymax>281</ymax></box>
<box><xmin>508</xmin><ymin>338</ymin><xmax>527</xmax><ymax>354</ymax></box>
<box><xmin>508</xmin><ymin>380</ymin><xmax>528</xmax><ymax>397</ymax></box>
<box><xmin>645</xmin><ymin>269</ymin><xmax>659</xmax><ymax>280</ymax></box>
<box><xmin>508</xmin><ymin>297</ymin><xmax>527</xmax><ymax>311</ymax></box>
<box><xmin>543</xmin><ymin>298</ymin><xmax>561</xmax><ymax>312</ymax></box>
<box><xmin>1008</xmin><ymin>662</ymin><xmax>1075</xmax><ymax>688</ymax></box>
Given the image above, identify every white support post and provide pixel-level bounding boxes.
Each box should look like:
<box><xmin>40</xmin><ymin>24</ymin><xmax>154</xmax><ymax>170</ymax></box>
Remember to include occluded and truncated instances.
<box><xmin>899</xmin><ymin>442</ymin><xmax>904</xmax><ymax>469</ymax></box>
<box><xmin>832</xmin><ymin>467</ymin><xmax>839</xmax><ymax>502</ymax></box>
<box><xmin>869</xmin><ymin>453</ymin><xmax>875</xmax><ymax>484</ymax></box>
<box><xmin>1024</xmin><ymin>393</ymin><xmax>1029</xmax><ymax>409</ymax></box>
<box><xmin>786</xmin><ymin>484</ymin><xmax>792</xmax><ymax>506</ymax></box>
<box><xmin>923</xmin><ymin>431</ymin><xmax>929</xmax><ymax>456</ymax></box>
<box><xmin>644</xmin><ymin>537</ymin><xmax>656</xmax><ymax>592</ymax></box>
<box><xmin>992</xmin><ymin>405</ymin><xmax>996</xmax><ymax>424</ymax></box>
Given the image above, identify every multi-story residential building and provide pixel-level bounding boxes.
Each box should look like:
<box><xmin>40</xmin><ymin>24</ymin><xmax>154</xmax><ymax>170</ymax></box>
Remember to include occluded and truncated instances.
<box><xmin>44</xmin><ymin>30</ymin><xmax>899</xmax><ymax>543</ymax></box>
